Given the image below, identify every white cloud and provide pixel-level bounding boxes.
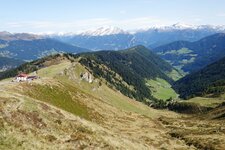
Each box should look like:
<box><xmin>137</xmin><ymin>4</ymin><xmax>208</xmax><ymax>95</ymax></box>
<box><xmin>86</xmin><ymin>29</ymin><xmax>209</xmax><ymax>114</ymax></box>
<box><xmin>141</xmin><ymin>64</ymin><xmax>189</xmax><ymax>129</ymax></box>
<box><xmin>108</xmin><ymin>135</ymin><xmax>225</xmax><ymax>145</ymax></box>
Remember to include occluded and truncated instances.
<box><xmin>3</xmin><ymin>17</ymin><xmax>171</xmax><ymax>33</ymax></box>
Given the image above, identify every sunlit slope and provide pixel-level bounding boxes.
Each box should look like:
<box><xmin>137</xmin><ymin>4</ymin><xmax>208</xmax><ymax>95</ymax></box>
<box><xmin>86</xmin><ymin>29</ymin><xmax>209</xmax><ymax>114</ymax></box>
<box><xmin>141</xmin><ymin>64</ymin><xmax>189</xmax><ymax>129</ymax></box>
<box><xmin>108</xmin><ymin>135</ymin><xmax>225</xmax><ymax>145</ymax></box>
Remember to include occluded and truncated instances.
<box><xmin>0</xmin><ymin>54</ymin><xmax>224</xmax><ymax>149</ymax></box>
<box><xmin>0</xmin><ymin>58</ymin><xmax>191</xmax><ymax>149</ymax></box>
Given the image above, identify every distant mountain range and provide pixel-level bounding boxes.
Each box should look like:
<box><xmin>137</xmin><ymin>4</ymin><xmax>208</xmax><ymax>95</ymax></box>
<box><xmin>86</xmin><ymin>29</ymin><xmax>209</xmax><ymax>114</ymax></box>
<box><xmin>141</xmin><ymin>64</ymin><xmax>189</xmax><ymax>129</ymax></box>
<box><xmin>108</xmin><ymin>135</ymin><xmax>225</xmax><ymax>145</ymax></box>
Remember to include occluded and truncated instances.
<box><xmin>0</xmin><ymin>32</ymin><xmax>89</xmax><ymax>70</ymax></box>
<box><xmin>154</xmin><ymin>33</ymin><xmax>225</xmax><ymax>73</ymax></box>
<box><xmin>48</xmin><ymin>24</ymin><xmax>225</xmax><ymax>50</ymax></box>
<box><xmin>1</xmin><ymin>24</ymin><xmax>225</xmax><ymax>72</ymax></box>
<box><xmin>0</xmin><ymin>32</ymin><xmax>89</xmax><ymax>60</ymax></box>
<box><xmin>173</xmin><ymin>55</ymin><xmax>225</xmax><ymax>99</ymax></box>
<box><xmin>0</xmin><ymin>31</ymin><xmax>41</xmax><ymax>41</ymax></box>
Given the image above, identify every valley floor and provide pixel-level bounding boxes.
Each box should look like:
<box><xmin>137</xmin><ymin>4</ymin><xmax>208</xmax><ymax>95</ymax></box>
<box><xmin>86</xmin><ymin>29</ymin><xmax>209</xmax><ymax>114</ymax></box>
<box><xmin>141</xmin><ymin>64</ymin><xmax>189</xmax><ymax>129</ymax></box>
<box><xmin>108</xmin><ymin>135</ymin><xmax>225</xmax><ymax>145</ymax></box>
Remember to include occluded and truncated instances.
<box><xmin>0</xmin><ymin>60</ymin><xmax>224</xmax><ymax>150</ymax></box>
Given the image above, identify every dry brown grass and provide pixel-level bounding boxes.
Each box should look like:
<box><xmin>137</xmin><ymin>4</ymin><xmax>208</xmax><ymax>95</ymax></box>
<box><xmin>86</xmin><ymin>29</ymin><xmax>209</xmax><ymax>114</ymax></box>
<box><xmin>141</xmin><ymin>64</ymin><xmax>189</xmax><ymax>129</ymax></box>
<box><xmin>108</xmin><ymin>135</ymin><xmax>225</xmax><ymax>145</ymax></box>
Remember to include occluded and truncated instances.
<box><xmin>159</xmin><ymin>116</ymin><xmax>225</xmax><ymax>150</ymax></box>
<box><xmin>0</xmin><ymin>61</ymin><xmax>224</xmax><ymax>149</ymax></box>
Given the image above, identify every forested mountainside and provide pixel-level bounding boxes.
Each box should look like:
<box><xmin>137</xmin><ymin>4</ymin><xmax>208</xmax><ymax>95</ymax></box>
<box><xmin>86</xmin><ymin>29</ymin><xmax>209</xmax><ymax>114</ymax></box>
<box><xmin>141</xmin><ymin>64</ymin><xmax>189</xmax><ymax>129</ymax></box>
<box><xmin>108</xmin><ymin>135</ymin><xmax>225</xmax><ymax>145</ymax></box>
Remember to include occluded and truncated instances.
<box><xmin>154</xmin><ymin>33</ymin><xmax>225</xmax><ymax>73</ymax></box>
<box><xmin>75</xmin><ymin>45</ymin><xmax>181</xmax><ymax>101</ymax></box>
<box><xmin>173</xmin><ymin>56</ymin><xmax>225</xmax><ymax>99</ymax></box>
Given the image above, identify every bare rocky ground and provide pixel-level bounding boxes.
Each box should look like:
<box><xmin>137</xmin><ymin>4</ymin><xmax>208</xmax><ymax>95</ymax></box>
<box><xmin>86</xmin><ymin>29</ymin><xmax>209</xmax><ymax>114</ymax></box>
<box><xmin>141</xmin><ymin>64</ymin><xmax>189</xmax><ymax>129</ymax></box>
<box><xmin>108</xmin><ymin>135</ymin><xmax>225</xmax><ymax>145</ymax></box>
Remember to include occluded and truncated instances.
<box><xmin>0</xmin><ymin>60</ymin><xmax>224</xmax><ymax>150</ymax></box>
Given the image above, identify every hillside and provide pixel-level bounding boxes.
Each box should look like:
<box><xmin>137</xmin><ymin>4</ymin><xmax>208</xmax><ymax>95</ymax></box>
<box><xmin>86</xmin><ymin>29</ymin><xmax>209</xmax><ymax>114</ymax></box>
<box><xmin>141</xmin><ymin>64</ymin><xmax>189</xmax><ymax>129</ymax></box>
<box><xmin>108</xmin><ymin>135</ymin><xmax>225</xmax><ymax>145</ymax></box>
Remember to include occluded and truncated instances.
<box><xmin>154</xmin><ymin>33</ymin><xmax>225</xmax><ymax>73</ymax></box>
<box><xmin>0</xmin><ymin>46</ymin><xmax>181</xmax><ymax>102</ymax></box>
<box><xmin>0</xmin><ymin>38</ymin><xmax>89</xmax><ymax>61</ymax></box>
<box><xmin>173</xmin><ymin>56</ymin><xmax>225</xmax><ymax>99</ymax></box>
<box><xmin>0</xmin><ymin>57</ymin><xmax>24</xmax><ymax>72</ymax></box>
<box><xmin>0</xmin><ymin>54</ymin><xmax>224</xmax><ymax>149</ymax></box>
<box><xmin>75</xmin><ymin>46</ymin><xmax>181</xmax><ymax>101</ymax></box>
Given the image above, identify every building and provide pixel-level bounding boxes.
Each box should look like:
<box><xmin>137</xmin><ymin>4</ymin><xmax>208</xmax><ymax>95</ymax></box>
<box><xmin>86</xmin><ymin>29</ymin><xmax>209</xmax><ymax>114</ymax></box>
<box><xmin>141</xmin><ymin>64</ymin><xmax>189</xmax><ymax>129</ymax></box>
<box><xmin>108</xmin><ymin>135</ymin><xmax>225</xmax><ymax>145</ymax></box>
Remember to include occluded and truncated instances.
<box><xmin>15</xmin><ymin>73</ymin><xmax>28</xmax><ymax>82</ymax></box>
<box><xmin>15</xmin><ymin>73</ymin><xmax>38</xmax><ymax>82</ymax></box>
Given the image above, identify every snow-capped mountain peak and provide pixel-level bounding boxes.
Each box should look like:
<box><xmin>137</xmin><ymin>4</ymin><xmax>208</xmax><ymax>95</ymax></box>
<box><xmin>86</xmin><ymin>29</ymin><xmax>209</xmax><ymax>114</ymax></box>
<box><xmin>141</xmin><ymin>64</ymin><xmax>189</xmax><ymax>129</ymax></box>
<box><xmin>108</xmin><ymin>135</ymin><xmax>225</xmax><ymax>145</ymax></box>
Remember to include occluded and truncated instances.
<box><xmin>80</xmin><ymin>26</ymin><xmax>128</xmax><ymax>36</ymax></box>
<box><xmin>134</xmin><ymin>23</ymin><xmax>225</xmax><ymax>32</ymax></box>
<box><xmin>171</xmin><ymin>23</ymin><xmax>194</xmax><ymax>29</ymax></box>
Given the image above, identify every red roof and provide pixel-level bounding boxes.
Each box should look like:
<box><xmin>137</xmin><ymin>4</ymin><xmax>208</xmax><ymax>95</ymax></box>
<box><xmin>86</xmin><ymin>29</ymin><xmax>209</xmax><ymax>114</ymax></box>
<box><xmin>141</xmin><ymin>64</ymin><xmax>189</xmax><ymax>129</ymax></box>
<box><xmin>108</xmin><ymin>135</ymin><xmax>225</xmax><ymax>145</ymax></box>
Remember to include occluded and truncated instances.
<box><xmin>17</xmin><ymin>73</ymin><xmax>28</xmax><ymax>77</ymax></box>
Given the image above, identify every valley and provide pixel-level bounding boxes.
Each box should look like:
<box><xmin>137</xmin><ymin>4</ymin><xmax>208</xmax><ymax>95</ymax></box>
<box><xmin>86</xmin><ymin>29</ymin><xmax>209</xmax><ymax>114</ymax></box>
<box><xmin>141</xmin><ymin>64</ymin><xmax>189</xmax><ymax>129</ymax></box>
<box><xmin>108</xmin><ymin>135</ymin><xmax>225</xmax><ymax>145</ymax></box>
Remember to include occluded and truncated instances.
<box><xmin>0</xmin><ymin>54</ymin><xmax>225</xmax><ymax>149</ymax></box>
<box><xmin>1</xmin><ymin>1</ymin><xmax>225</xmax><ymax>149</ymax></box>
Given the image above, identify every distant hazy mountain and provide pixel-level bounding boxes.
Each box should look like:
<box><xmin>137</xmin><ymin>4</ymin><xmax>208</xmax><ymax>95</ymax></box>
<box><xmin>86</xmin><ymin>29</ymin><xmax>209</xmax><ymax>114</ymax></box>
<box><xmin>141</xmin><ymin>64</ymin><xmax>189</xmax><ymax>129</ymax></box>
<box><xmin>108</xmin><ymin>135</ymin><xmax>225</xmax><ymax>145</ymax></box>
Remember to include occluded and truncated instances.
<box><xmin>0</xmin><ymin>38</ymin><xmax>89</xmax><ymax>61</ymax></box>
<box><xmin>49</xmin><ymin>24</ymin><xmax>225</xmax><ymax>50</ymax></box>
<box><xmin>50</xmin><ymin>27</ymin><xmax>134</xmax><ymax>50</ymax></box>
<box><xmin>0</xmin><ymin>31</ymin><xmax>41</xmax><ymax>41</ymax></box>
<box><xmin>0</xmin><ymin>57</ymin><xmax>24</xmax><ymax>72</ymax></box>
<box><xmin>154</xmin><ymin>33</ymin><xmax>225</xmax><ymax>73</ymax></box>
<box><xmin>80</xmin><ymin>26</ymin><xmax>129</xmax><ymax>36</ymax></box>
<box><xmin>173</xmin><ymin>55</ymin><xmax>225</xmax><ymax>99</ymax></box>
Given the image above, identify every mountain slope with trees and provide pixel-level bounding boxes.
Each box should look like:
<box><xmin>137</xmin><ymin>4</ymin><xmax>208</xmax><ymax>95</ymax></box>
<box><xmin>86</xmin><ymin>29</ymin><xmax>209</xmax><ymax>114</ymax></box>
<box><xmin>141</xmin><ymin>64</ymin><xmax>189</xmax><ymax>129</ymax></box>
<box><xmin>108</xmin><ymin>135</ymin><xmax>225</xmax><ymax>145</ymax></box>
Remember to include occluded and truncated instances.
<box><xmin>75</xmin><ymin>45</ymin><xmax>181</xmax><ymax>101</ymax></box>
<box><xmin>173</xmin><ymin>56</ymin><xmax>225</xmax><ymax>99</ymax></box>
<box><xmin>154</xmin><ymin>33</ymin><xmax>225</xmax><ymax>73</ymax></box>
<box><xmin>0</xmin><ymin>46</ymin><xmax>181</xmax><ymax>102</ymax></box>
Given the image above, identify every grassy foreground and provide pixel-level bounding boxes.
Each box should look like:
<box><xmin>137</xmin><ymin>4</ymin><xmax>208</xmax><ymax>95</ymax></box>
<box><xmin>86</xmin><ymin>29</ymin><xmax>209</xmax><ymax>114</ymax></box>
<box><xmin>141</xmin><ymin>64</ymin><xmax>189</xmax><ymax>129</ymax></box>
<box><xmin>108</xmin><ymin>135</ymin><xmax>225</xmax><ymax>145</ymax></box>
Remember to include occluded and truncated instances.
<box><xmin>0</xmin><ymin>58</ymin><xmax>224</xmax><ymax>149</ymax></box>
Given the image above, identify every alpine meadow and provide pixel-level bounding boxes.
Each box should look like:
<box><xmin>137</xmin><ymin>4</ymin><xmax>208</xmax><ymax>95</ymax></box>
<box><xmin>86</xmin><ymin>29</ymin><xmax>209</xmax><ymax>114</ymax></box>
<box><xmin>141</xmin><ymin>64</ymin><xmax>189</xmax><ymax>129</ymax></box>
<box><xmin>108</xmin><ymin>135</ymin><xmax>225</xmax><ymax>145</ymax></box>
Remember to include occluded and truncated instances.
<box><xmin>0</xmin><ymin>0</ymin><xmax>225</xmax><ymax>149</ymax></box>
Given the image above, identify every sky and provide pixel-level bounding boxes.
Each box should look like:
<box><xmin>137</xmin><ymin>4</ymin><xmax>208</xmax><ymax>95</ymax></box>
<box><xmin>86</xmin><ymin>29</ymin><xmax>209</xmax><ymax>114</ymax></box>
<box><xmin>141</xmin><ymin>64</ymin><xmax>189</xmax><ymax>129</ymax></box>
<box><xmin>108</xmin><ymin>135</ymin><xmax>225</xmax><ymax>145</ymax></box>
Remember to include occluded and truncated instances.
<box><xmin>1</xmin><ymin>0</ymin><xmax>225</xmax><ymax>33</ymax></box>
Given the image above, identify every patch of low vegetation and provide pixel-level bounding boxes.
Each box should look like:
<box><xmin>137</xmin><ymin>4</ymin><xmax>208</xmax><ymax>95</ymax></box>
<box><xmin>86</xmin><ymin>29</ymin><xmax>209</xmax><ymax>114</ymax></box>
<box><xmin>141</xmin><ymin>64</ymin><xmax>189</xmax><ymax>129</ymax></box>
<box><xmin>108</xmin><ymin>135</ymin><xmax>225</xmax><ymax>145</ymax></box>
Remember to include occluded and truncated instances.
<box><xmin>183</xmin><ymin>97</ymin><xmax>225</xmax><ymax>108</ymax></box>
<box><xmin>158</xmin><ymin>48</ymin><xmax>193</xmax><ymax>55</ymax></box>
<box><xmin>21</xmin><ymin>83</ymin><xmax>91</xmax><ymax>120</ymax></box>
<box><xmin>146</xmin><ymin>78</ymin><xmax>178</xmax><ymax>100</ymax></box>
<box><xmin>159</xmin><ymin>116</ymin><xmax>225</xmax><ymax>150</ymax></box>
<box><xmin>167</xmin><ymin>101</ymin><xmax>211</xmax><ymax>114</ymax></box>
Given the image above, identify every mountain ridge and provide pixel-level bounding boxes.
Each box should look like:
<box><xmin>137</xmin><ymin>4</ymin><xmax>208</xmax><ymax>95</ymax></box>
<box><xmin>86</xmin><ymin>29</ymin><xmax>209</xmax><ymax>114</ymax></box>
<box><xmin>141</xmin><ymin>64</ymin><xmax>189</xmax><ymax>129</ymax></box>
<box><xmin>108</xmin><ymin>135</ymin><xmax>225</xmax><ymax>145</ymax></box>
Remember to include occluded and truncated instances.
<box><xmin>154</xmin><ymin>33</ymin><xmax>225</xmax><ymax>73</ymax></box>
<box><xmin>173</xmin><ymin>55</ymin><xmax>225</xmax><ymax>99</ymax></box>
<box><xmin>0</xmin><ymin>38</ymin><xmax>89</xmax><ymax>61</ymax></box>
<box><xmin>49</xmin><ymin>24</ymin><xmax>225</xmax><ymax>50</ymax></box>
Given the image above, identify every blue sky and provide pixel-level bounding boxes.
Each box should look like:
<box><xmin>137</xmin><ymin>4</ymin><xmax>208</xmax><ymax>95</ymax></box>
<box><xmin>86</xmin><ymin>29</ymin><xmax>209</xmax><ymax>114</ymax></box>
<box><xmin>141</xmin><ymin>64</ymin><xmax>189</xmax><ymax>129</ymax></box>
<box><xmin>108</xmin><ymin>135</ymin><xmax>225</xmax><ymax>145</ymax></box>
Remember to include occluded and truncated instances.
<box><xmin>1</xmin><ymin>0</ymin><xmax>225</xmax><ymax>33</ymax></box>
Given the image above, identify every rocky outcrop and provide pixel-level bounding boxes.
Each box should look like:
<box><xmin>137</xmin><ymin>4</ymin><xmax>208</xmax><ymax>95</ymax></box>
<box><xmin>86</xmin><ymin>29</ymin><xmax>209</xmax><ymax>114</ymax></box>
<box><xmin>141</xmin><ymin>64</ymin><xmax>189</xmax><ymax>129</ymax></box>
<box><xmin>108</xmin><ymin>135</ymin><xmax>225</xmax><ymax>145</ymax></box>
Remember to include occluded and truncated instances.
<box><xmin>80</xmin><ymin>72</ymin><xmax>93</xmax><ymax>83</ymax></box>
